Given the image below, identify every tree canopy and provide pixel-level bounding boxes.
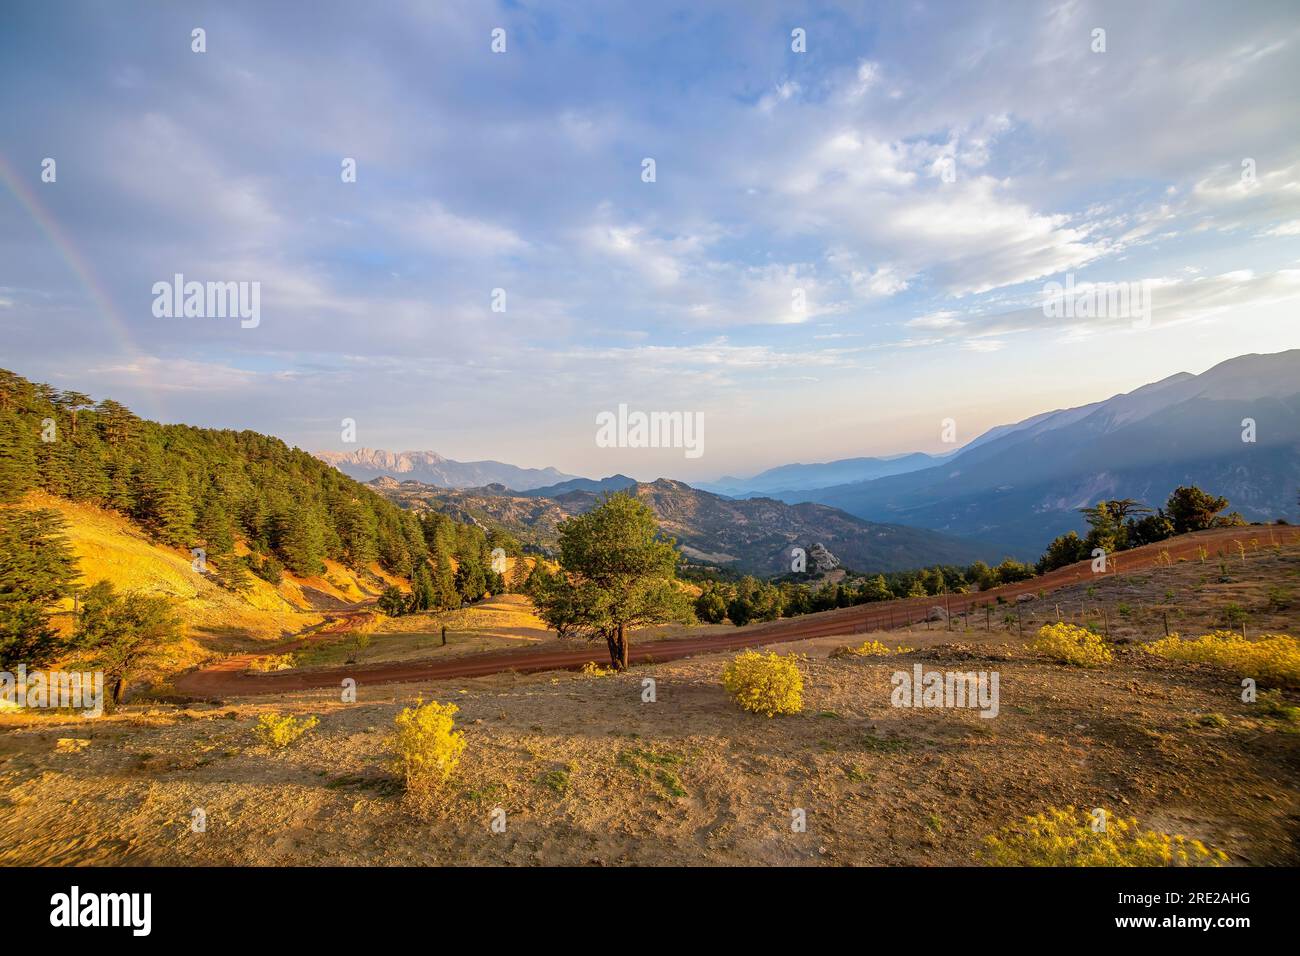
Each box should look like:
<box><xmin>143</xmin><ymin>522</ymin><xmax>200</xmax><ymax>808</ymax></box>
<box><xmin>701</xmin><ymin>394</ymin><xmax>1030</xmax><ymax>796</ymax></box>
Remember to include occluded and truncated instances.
<box><xmin>530</xmin><ymin>493</ymin><xmax>692</xmax><ymax>670</ymax></box>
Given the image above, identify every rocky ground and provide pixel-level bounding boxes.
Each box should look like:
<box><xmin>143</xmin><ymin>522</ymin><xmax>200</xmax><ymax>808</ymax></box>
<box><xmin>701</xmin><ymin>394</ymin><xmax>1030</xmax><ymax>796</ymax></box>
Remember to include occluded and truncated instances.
<box><xmin>1</xmin><ymin>547</ymin><xmax>1296</xmax><ymax>866</ymax></box>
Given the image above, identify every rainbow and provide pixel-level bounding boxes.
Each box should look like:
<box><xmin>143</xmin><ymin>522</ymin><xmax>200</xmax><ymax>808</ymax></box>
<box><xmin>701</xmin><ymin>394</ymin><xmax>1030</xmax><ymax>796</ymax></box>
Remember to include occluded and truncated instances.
<box><xmin>0</xmin><ymin>150</ymin><xmax>160</xmax><ymax>406</ymax></box>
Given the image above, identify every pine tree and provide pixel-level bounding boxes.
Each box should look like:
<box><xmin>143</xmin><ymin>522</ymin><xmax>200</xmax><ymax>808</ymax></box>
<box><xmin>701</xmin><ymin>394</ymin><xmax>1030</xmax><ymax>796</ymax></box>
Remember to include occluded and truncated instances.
<box><xmin>377</xmin><ymin>584</ymin><xmax>407</xmax><ymax>616</ymax></box>
<box><xmin>68</xmin><ymin>432</ymin><xmax>110</xmax><ymax>503</ymax></box>
<box><xmin>272</xmin><ymin>504</ymin><xmax>327</xmax><ymax>575</ymax></box>
<box><xmin>432</xmin><ymin>547</ymin><xmax>457</xmax><ymax>609</ymax></box>
<box><xmin>141</xmin><ymin>464</ymin><xmax>197</xmax><ymax>549</ymax></box>
<box><xmin>0</xmin><ymin>508</ymin><xmax>79</xmax><ymax>669</ymax></box>
<box><xmin>860</xmin><ymin>574</ymin><xmax>892</xmax><ymax>602</ymax></box>
<box><xmin>532</xmin><ymin>493</ymin><xmax>692</xmax><ymax>671</ymax></box>
<box><xmin>0</xmin><ymin>601</ymin><xmax>60</xmax><ymax>670</ymax></box>
<box><xmin>411</xmin><ymin>563</ymin><xmax>436</xmax><ymax>612</ymax></box>
<box><xmin>197</xmin><ymin>498</ymin><xmax>236</xmax><ymax>556</ymax></box>
<box><xmin>0</xmin><ymin>508</ymin><xmax>80</xmax><ymax>605</ymax></box>
<box><xmin>336</xmin><ymin>498</ymin><xmax>378</xmax><ymax>568</ymax></box>
<box><xmin>0</xmin><ymin>409</ymin><xmax>38</xmax><ymax>502</ymax></box>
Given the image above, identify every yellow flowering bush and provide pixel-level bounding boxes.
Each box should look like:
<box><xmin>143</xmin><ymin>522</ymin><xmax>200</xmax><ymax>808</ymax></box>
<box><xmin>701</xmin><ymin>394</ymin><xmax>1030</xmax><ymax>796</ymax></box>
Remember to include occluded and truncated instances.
<box><xmin>830</xmin><ymin>639</ymin><xmax>914</xmax><ymax>659</ymax></box>
<box><xmin>254</xmin><ymin>712</ymin><xmax>319</xmax><ymax>748</ymax></box>
<box><xmin>721</xmin><ymin>650</ymin><xmax>803</xmax><ymax>716</ymax></box>
<box><xmin>248</xmin><ymin>653</ymin><xmax>296</xmax><ymax>672</ymax></box>
<box><xmin>580</xmin><ymin>661</ymin><xmax>614</xmax><ymax>677</ymax></box>
<box><xmin>392</xmin><ymin>699</ymin><xmax>466</xmax><ymax>793</ymax></box>
<box><xmin>982</xmin><ymin>806</ymin><xmax>1228</xmax><ymax>867</ymax></box>
<box><xmin>1031</xmin><ymin>622</ymin><xmax>1114</xmax><ymax>667</ymax></box>
<box><xmin>1142</xmin><ymin>631</ymin><xmax>1300</xmax><ymax>687</ymax></box>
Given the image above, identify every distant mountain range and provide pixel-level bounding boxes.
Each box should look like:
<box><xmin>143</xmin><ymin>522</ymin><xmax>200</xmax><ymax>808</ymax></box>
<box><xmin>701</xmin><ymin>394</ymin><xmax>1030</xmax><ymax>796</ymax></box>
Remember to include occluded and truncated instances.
<box><xmin>316</xmin><ymin>448</ymin><xmax>577</xmax><ymax>491</ymax></box>
<box><xmin>770</xmin><ymin>350</ymin><xmax>1300</xmax><ymax>557</ymax></box>
<box><xmin>370</xmin><ymin>477</ymin><xmax>989</xmax><ymax>576</ymax></box>
<box><xmin>698</xmin><ymin>452</ymin><xmax>949</xmax><ymax>497</ymax></box>
<box><xmin>324</xmin><ymin>351</ymin><xmax>1300</xmax><ymax>564</ymax></box>
<box><xmin>518</xmin><ymin>474</ymin><xmax>638</xmax><ymax>498</ymax></box>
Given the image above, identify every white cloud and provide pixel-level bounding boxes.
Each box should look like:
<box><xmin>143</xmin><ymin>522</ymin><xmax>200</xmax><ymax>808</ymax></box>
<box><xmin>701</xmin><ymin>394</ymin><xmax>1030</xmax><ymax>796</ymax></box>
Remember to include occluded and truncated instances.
<box><xmin>389</xmin><ymin>200</ymin><xmax>527</xmax><ymax>258</ymax></box>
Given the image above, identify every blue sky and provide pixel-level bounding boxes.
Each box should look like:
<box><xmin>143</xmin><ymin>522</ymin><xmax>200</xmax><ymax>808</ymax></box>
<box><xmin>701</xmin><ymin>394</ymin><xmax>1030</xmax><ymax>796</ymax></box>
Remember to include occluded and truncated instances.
<box><xmin>2</xmin><ymin>0</ymin><xmax>1298</xmax><ymax>482</ymax></box>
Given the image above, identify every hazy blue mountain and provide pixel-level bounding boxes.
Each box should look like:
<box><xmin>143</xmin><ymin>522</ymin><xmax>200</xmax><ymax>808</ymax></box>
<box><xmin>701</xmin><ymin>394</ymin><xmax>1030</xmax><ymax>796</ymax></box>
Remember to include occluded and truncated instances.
<box><xmin>780</xmin><ymin>351</ymin><xmax>1300</xmax><ymax>558</ymax></box>
<box><xmin>699</xmin><ymin>452</ymin><xmax>948</xmax><ymax>497</ymax></box>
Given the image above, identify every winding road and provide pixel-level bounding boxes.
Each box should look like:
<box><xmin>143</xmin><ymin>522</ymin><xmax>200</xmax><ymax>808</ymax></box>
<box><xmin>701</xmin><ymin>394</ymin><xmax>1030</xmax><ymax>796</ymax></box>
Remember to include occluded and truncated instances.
<box><xmin>174</xmin><ymin>526</ymin><xmax>1289</xmax><ymax>698</ymax></box>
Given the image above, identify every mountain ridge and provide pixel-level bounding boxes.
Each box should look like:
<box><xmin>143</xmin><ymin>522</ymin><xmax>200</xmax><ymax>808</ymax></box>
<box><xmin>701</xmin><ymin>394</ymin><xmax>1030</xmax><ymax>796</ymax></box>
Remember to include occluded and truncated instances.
<box><xmin>370</xmin><ymin>475</ymin><xmax>994</xmax><ymax>575</ymax></box>
<box><xmin>317</xmin><ymin>447</ymin><xmax>578</xmax><ymax>491</ymax></box>
<box><xmin>775</xmin><ymin>350</ymin><xmax>1300</xmax><ymax>556</ymax></box>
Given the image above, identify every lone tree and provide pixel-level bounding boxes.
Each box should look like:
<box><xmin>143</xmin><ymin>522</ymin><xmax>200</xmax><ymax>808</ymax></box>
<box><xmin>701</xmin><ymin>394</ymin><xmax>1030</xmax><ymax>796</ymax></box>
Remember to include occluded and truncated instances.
<box><xmin>532</xmin><ymin>493</ymin><xmax>692</xmax><ymax>670</ymax></box>
<box><xmin>74</xmin><ymin>580</ymin><xmax>181</xmax><ymax>705</ymax></box>
<box><xmin>1165</xmin><ymin>485</ymin><xmax>1231</xmax><ymax>535</ymax></box>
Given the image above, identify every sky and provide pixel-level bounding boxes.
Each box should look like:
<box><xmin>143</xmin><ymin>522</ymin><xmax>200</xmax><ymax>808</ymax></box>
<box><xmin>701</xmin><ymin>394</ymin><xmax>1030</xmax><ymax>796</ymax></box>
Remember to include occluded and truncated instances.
<box><xmin>1</xmin><ymin>0</ymin><xmax>1299</xmax><ymax>483</ymax></box>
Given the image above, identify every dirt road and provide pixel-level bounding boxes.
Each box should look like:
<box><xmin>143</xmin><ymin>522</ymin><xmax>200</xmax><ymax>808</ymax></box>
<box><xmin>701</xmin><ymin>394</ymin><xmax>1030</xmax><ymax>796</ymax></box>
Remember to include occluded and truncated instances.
<box><xmin>173</xmin><ymin>526</ymin><xmax>1289</xmax><ymax>698</ymax></box>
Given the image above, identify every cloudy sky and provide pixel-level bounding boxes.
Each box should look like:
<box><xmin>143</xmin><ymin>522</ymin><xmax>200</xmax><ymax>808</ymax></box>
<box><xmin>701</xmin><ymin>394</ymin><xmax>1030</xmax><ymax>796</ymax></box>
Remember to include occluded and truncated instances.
<box><xmin>2</xmin><ymin>0</ymin><xmax>1298</xmax><ymax>482</ymax></box>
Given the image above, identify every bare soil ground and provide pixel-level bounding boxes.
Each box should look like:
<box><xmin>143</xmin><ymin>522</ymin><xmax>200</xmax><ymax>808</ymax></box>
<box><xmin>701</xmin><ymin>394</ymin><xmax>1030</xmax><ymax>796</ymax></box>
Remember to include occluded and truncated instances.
<box><xmin>1</xmin><ymin>542</ymin><xmax>1296</xmax><ymax>866</ymax></box>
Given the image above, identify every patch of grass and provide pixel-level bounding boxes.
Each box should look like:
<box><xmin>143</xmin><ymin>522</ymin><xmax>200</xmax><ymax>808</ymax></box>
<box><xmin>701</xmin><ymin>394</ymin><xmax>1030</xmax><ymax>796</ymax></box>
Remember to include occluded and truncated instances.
<box><xmin>536</xmin><ymin>764</ymin><xmax>575</xmax><ymax>795</ymax></box>
<box><xmin>816</xmin><ymin>710</ymin><xmax>842</xmax><ymax>719</ymax></box>
<box><xmin>1221</xmin><ymin>603</ymin><xmax>1246</xmax><ymax>627</ymax></box>
<box><xmin>858</xmin><ymin>733</ymin><xmax>911</xmax><ymax>754</ymax></box>
<box><xmin>459</xmin><ymin>781</ymin><xmax>507</xmax><ymax>802</ymax></box>
<box><xmin>618</xmin><ymin>747</ymin><xmax>687</xmax><ymax>799</ymax></box>
<box><xmin>842</xmin><ymin>763</ymin><xmax>867</xmax><ymax>781</ymax></box>
<box><xmin>1188</xmin><ymin>713</ymin><xmax>1230</xmax><ymax>729</ymax></box>
<box><xmin>326</xmin><ymin>773</ymin><xmax>402</xmax><ymax>796</ymax></box>
<box><xmin>926</xmin><ymin>813</ymin><xmax>943</xmax><ymax>833</ymax></box>
<box><xmin>1257</xmin><ymin>690</ymin><xmax>1300</xmax><ymax>725</ymax></box>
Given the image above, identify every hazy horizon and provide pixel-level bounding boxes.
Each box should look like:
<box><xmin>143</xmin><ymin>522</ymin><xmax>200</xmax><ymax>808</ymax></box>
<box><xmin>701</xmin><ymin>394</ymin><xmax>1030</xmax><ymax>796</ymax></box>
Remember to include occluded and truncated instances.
<box><xmin>311</xmin><ymin>346</ymin><xmax>1293</xmax><ymax>484</ymax></box>
<box><xmin>3</xmin><ymin>1</ymin><xmax>1299</xmax><ymax>482</ymax></box>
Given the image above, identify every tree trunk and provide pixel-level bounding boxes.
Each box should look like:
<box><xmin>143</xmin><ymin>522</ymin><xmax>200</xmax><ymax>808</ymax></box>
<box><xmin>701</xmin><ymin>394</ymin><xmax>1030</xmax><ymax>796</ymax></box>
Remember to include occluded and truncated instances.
<box><xmin>113</xmin><ymin>676</ymin><xmax>127</xmax><ymax>705</ymax></box>
<box><xmin>605</xmin><ymin>632</ymin><xmax>620</xmax><ymax>670</ymax></box>
<box><xmin>618</xmin><ymin>624</ymin><xmax>629</xmax><ymax>671</ymax></box>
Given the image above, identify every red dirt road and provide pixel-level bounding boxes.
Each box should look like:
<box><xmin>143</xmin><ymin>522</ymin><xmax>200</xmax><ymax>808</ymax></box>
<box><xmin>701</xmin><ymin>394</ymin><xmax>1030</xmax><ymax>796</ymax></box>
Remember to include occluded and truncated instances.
<box><xmin>173</xmin><ymin>527</ymin><xmax>1291</xmax><ymax>699</ymax></box>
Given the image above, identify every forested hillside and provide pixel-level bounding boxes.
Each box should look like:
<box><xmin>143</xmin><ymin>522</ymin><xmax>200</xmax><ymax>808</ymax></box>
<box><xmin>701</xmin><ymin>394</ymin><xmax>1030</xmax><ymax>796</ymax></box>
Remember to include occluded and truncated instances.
<box><xmin>0</xmin><ymin>369</ymin><xmax>519</xmax><ymax>617</ymax></box>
